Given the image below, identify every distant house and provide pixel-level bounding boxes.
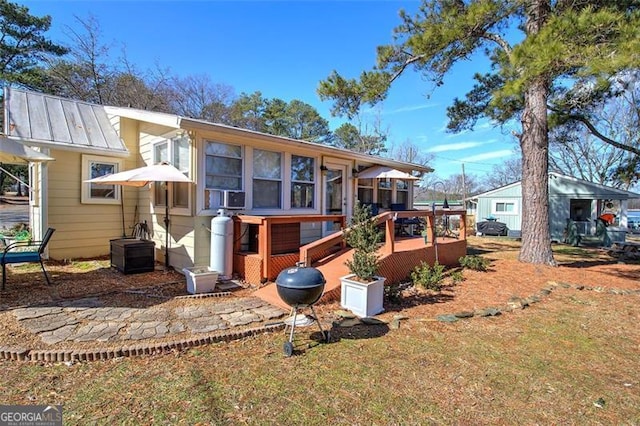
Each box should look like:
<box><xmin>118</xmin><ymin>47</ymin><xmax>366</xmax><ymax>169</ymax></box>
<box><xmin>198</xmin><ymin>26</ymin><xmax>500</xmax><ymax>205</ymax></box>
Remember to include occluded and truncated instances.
<box><xmin>470</xmin><ymin>173</ymin><xmax>640</xmax><ymax>242</ymax></box>
<box><xmin>2</xmin><ymin>87</ymin><xmax>457</xmax><ymax>284</ymax></box>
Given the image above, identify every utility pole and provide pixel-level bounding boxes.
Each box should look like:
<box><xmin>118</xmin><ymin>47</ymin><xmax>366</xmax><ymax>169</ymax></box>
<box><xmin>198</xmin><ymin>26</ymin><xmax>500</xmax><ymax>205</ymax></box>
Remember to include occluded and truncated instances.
<box><xmin>461</xmin><ymin>163</ymin><xmax>467</xmax><ymax>206</ymax></box>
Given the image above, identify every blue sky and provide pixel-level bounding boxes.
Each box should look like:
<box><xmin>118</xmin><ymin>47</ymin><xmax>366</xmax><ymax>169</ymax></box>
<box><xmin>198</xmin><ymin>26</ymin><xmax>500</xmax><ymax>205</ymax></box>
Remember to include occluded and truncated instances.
<box><xmin>19</xmin><ymin>0</ymin><xmax>519</xmax><ymax>179</ymax></box>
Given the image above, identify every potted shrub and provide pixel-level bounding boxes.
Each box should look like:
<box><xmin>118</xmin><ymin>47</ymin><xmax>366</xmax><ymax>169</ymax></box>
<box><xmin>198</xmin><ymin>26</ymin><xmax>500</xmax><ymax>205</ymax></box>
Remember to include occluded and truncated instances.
<box><xmin>340</xmin><ymin>201</ymin><xmax>386</xmax><ymax>317</ymax></box>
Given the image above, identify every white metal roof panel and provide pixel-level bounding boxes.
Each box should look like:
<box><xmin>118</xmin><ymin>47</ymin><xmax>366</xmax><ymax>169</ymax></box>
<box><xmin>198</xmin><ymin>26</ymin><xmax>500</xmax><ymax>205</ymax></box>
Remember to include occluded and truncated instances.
<box><xmin>4</xmin><ymin>87</ymin><xmax>128</xmax><ymax>155</ymax></box>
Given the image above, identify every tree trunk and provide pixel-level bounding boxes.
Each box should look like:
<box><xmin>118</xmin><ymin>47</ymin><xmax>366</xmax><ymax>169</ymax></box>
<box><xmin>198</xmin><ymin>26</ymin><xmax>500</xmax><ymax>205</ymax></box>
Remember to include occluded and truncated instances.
<box><xmin>519</xmin><ymin>0</ymin><xmax>556</xmax><ymax>266</ymax></box>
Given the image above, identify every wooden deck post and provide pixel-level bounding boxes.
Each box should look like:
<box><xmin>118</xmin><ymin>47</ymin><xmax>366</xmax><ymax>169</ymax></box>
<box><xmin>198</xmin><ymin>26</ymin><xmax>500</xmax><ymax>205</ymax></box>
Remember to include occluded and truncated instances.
<box><xmin>427</xmin><ymin>213</ymin><xmax>435</xmax><ymax>246</ymax></box>
<box><xmin>233</xmin><ymin>219</ymin><xmax>242</xmax><ymax>253</ymax></box>
<box><xmin>382</xmin><ymin>215</ymin><xmax>395</xmax><ymax>255</ymax></box>
<box><xmin>459</xmin><ymin>212</ymin><xmax>467</xmax><ymax>240</ymax></box>
<box><xmin>259</xmin><ymin>218</ymin><xmax>271</xmax><ymax>281</ymax></box>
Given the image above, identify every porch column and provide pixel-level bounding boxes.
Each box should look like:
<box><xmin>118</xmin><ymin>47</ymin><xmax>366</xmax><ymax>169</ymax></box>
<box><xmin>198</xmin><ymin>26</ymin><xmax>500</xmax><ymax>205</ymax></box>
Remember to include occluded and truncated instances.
<box><xmin>590</xmin><ymin>201</ymin><xmax>599</xmax><ymax>235</ymax></box>
<box><xmin>620</xmin><ymin>200</ymin><xmax>628</xmax><ymax>228</ymax></box>
<box><xmin>459</xmin><ymin>213</ymin><xmax>467</xmax><ymax>240</ymax></box>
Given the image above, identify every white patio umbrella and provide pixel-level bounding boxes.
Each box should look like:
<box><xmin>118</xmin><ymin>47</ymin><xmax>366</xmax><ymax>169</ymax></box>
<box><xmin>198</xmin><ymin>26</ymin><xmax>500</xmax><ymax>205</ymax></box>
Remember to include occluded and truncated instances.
<box><xmin>356</xmin><ymin>165</ymin><xmax>419</xmax><ymax>180</ymax></box>
<box><xmin>0</xmin><ymin>137</ymin><xmax>54</xmax><ymax>164</ymax></box>
<box><xmin>86</xmin><ymin>163</ymin><xmax>192</xmax><ymax>269</ymax></box>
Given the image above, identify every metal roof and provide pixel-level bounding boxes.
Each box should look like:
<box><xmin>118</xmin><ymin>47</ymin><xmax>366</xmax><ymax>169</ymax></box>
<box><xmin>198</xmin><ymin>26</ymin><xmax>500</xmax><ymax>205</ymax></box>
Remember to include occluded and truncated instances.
<box><xmin>470</xmin><ymin>172</ymin><xmax>640</xmax><ymax>200</ymax></box>
<box><xmin>106</xmin><ymin>105</ymin><xmax>433</xmax><ymax>174</ymax></box>
<box><xmin>3</xmin><ymin>87</ymin><xmax>128</xmax><ymax>156</ymax></box>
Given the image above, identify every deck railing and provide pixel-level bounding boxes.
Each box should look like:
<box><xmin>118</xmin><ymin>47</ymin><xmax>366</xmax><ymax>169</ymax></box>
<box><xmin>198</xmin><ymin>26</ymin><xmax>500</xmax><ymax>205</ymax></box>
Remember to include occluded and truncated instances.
<box><xmin>232</xmin><ymin>214</ymin><xmax>346</xmax><ymax>281</ymax></box>
<box><xmin>300</xmin><ymin>207</ymin><xmax>467</xmax><ymax>266</ymax></box>
<box><xmin>233</xmin><ymin>207</ymin><xmax>466</xmax><ymax>284</ymax></box>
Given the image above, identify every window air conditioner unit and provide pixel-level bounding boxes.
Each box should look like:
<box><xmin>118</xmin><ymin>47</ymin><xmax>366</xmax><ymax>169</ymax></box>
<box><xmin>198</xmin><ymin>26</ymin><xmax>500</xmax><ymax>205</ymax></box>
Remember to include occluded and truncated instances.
<box><xmin>209</xmin><ymin>189</ymin><xmax>245</xmax><ymax>209</ymax></box>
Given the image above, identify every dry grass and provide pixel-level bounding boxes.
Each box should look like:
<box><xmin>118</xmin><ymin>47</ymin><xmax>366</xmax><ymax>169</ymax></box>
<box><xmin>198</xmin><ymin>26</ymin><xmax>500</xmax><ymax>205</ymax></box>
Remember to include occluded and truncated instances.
<box><xmin>1</xmin><ymin>237</ymin><xmax>639</xmax><ymax>424</ymax></box>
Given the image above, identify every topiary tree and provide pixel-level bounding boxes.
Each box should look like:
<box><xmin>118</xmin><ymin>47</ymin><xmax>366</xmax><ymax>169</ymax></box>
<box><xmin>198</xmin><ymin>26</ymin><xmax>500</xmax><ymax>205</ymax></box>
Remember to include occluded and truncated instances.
<box><xmin>344</xmin><ymin>201</ymin><xmax>382</xmax><ymax>282</ymax></box>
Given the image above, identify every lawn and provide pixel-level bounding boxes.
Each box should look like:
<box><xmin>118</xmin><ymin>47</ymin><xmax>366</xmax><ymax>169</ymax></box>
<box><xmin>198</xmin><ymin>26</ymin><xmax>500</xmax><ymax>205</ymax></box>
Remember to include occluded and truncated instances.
<box><xmin>1</xmin><ymin>237</ymin><xmax>639</xmax><ymax>425</ymax></box>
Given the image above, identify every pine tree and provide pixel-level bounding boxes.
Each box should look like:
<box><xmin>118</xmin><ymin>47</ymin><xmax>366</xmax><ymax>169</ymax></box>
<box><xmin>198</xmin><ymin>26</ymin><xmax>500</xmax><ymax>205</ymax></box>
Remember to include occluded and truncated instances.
<box><xmin>319</xmin><ymin>0</ymin><xmax>640</xmax><ymax>266</ymax></box>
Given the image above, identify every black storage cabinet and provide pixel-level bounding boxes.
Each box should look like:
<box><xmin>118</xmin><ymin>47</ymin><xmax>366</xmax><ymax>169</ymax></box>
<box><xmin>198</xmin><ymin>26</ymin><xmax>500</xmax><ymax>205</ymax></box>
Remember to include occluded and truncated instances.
<box><xmin>110</xmin><ymin>238</ymin><xmax>155</xmax><ymax>274</ymax></box>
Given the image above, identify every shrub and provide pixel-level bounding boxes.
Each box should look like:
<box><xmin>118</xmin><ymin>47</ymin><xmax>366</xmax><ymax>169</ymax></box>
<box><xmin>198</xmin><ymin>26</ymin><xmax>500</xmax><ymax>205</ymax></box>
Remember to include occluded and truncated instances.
<box><xmin>411</xmin><ymin>261</ymin><xmax>445</xmax><ymax>291</ymax></box>
<box><xmin>450</xmin><ymin>270</ymin><xmax>465</xmax><ymax>284</ymax></box>
<box><xmin>344</xmin><ymin>201</ymin><xmax>382</xmax><ymax>282</ymax></box>
<box><xmin>459</xmin><ymin>255</ymin><xmax>490</xmax><ymax>271</ymax></box>
<box><xmin>384</xmin><ymin>283</ymin><xmax>403</xmax><ymax>303</ymax></box>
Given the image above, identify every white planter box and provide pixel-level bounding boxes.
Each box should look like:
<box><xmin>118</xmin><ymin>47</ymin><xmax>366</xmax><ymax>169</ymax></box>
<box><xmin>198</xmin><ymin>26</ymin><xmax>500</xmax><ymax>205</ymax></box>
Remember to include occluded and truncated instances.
<box><xmin>340</xmin><ymin>274</ymin><xmax>385</xmax><ymax>318</ymax></box>
<box><xmin>183</xmin><ymin>267</ymin><xmax>219</xmax><ymax>294</ymax></box>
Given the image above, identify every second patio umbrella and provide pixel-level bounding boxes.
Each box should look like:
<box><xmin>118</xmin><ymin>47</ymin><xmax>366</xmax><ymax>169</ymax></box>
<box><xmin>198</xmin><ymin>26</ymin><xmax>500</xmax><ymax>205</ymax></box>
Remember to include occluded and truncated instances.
<box><xmin>86</xmin><ymin>163</ymin><xmax>192</xmax><ymax>269</ymax></box>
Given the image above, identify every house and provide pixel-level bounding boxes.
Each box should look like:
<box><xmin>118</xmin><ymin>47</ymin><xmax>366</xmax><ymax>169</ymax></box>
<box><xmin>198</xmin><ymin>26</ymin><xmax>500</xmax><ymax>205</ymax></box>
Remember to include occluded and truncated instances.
<box><xmin>470</xmin><ymin>173</ymin><xmax>640</xmax><ymax>243</ymax></box>
<box><xmin>2</xmin><ymin>87</ymin><xmax>467</xmax><ymax>288</ymax></box>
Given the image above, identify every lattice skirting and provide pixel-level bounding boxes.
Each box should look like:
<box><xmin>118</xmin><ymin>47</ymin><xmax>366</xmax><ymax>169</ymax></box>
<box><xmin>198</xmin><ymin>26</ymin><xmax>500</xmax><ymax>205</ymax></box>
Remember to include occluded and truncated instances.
<box><xmin>233</xmin><ymin>252</ymin><xmax>300</xmax><ymax>285</ymax></box>
<box><xmin>268</xmin><ymin>254</ymin><xmax>299</xmax><ymax>281</ymax></box>
<box><xmin>379</xmin><ymin>240</ymin><xmax>467</xmax><ymax>284</ymax></box>
<box><xmin>234</xmin><ymin>253</ymin><xmax>263</xmax><ymax>285</ymax></box>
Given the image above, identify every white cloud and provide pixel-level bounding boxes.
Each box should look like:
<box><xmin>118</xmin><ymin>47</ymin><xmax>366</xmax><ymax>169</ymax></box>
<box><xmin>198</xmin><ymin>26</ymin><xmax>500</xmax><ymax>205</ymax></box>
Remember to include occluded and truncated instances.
<box><xmin>475</xmin><ymin>121</ymin><xmax>494</xmax><ymax>131</ymax></box>
<box><xmin>364</xmin><ymin>103</ymin><xmax>438</xmax><ymax>116</ymax></box>
<box><xmin>459</xmin><ymin>149</ymin><xmax>514</xmax><ymax>162</ymax></box>
<box><xmin>427</xmin><ymin>139</ymin><xmax>497</xmax><ymax>153</ymax></box>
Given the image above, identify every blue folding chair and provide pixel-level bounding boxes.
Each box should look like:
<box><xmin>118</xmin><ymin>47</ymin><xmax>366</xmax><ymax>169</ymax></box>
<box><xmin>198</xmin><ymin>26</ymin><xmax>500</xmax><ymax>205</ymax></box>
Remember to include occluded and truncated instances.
<box><xmin>1</xmin><ymin>228</ymin><xmax>55</xmax><ymax>290</ymax></box>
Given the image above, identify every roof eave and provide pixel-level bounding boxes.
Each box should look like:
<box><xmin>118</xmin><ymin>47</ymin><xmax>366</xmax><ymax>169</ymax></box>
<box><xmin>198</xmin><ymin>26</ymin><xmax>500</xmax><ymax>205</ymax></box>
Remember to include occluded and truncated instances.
<box><xmin>6</xmin><ymin>136</ymin><xmax>129</xmax><ymax>158</ymax></box>
<box><xmin>180</xmin><ymin>117</ymin><xmax>432</xmax><ymax>173</ymax></box>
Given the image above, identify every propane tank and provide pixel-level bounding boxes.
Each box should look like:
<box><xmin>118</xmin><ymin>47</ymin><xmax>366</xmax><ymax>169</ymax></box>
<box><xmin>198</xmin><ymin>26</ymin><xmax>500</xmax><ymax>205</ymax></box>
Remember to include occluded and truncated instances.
<box><xmin>210</xmin><ymin>209</ymin><xmax>233</xmax><ymax>278</ymax></box>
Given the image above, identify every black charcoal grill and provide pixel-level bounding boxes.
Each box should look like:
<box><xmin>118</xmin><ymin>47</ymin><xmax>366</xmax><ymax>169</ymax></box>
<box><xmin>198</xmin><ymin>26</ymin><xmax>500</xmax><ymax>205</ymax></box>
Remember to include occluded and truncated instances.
<box><xmin>276</xmin><ymin>263</ymin><xmax>329</xmax><ymax>357</ymax></box>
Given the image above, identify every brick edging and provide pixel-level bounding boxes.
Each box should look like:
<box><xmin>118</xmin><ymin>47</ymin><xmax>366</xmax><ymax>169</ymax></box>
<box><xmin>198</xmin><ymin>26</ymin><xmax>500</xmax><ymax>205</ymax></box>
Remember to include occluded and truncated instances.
<box><xmin>3</xmin><ymin>281</ymin><xmax>638</xmax><ymax>362</ymax></box>
<box><xmin>0</xmin><ymin>323</ymin><xmax>285</xmax><ymax>363</ymax></box>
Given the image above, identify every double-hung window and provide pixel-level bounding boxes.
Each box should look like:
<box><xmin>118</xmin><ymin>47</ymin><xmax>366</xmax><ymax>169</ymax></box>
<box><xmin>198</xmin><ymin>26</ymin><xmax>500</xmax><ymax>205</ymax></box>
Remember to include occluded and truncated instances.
<box><xmin>377</xmin><ymin>179</ymin><xmax>392</xmax><ymax>209</ymax></box>
<box><xmin>396</xmin><ymin>179</ymin><xmax>409</xmax><ymax>207</ymax></box>
<box><xmin>291</xmin><ymin>155</ymin><xmax>314</xmax><ymax>209</ymax></box>
<box><xmin>253</xmin><ymin>149</ymin><xmax>282</xmax><ymax>209</ymax></box>
<box><xmin>153</xmin><ymin>134</ymin><xmax>191</xmax><ymax>213</ymax></box>
<box><xmin>81</xmin><ymin>155</ymin><xmax>123</xmax><ymax>204</ymax></box>
<box><xmin>357</xmin><ymin>178</ymin><xmax>374</xmax><ymax>204</ymax></box>
<box><xmin>204</xmin><ymin>140</ymin><xmax>243</xmax><ymax>209</ymax></box>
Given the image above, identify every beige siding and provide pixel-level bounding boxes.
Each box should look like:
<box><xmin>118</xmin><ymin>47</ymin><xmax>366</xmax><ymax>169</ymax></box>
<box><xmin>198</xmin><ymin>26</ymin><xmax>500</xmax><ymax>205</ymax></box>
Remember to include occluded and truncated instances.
<box><xmin>190</xmin><ymin>127</ymin><xmax>358</xmax><ymax>268</ymax></box>
<box><xmin>193</xmin><ymin>216</ymin><xmax>212</xmax><ymax>267</ymax></box>
<box><xmin>138</xmin><ymin>122</ymin><xmax>198</xmax><ymax>270</ymax></box>
<box><xmin>45</xmin><ymin>118</ymin><xmax>141</xmax><ymax>260</ymax></box>
<box><xmin>46</xmin><ymin>150</ymin><xmax>125</xmax><ymax>258</ymax></box>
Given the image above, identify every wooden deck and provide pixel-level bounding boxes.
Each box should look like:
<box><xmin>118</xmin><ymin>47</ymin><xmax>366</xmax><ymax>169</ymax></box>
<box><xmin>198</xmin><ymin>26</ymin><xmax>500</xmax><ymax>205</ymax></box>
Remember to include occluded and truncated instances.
<box><xmin>245</xmin><ymin>208</ymin><xmax>468</xmax><ymax>310</ymax></box>
<box><xmin>253</xmin><ymin>235</ymin><xmax>466</xmax><ymax>310</ymax></box>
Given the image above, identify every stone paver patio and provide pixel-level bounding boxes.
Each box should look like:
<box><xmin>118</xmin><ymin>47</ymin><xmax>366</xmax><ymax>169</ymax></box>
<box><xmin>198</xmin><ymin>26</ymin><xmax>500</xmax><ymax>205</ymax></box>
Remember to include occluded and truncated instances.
<box><xmin>5</xmin><ymin>295</ymin><xmax>287</xmax><ymax>360</ymax></box>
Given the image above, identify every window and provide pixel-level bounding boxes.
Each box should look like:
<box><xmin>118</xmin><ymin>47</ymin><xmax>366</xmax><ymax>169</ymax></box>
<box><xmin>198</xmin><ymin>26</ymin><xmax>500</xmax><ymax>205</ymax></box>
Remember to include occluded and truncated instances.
<box><xmin>172</xmin><ymin>135</ymin><xmax>190</xmax><ymax>208</ymax></box>
<box><xmin>377</xmin><ymin>179</ymin><xmax>392</xmax><ymax>209</ymax></box>
<box><xmin>357</xmin><ymin>178</ymin><xmax>374</xmax><ymax>204</ymax></box>
<box><xmin>291</xmin><ymin>155</ymin><xmax>315</xmax><ymax>209</ymax></box>
<box><xmin>81</xmin><ymin>155</ymin><xmax>123</xmax><ymax>204</ymax></box>
<box><xmin>492</xmin><ymin>200</ymin><xmax>518</xmax><ymax>215</ymax></box>
<box><xmin>153</xmin><ymin>134</ymin><xmax>191</xmax><ymax>213</ymax></box>
<box><xmin>154</xmin><ymin>142</ymin><xmax>168</xmax><ymax>206</ymax></box>
<box><xmin>253</xmin><ymin>149</ymin><xmax>282</xmax><ymax>209</ymax></box>
<box><xmin>396</xmin><ymin>179</ymin><xmax>409</xmax><ymax>207</ymax></box>
<box><xmin>205</xmin><ymin>141</ymin><xmax>243</xmax><ymax>190</ymax></box>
